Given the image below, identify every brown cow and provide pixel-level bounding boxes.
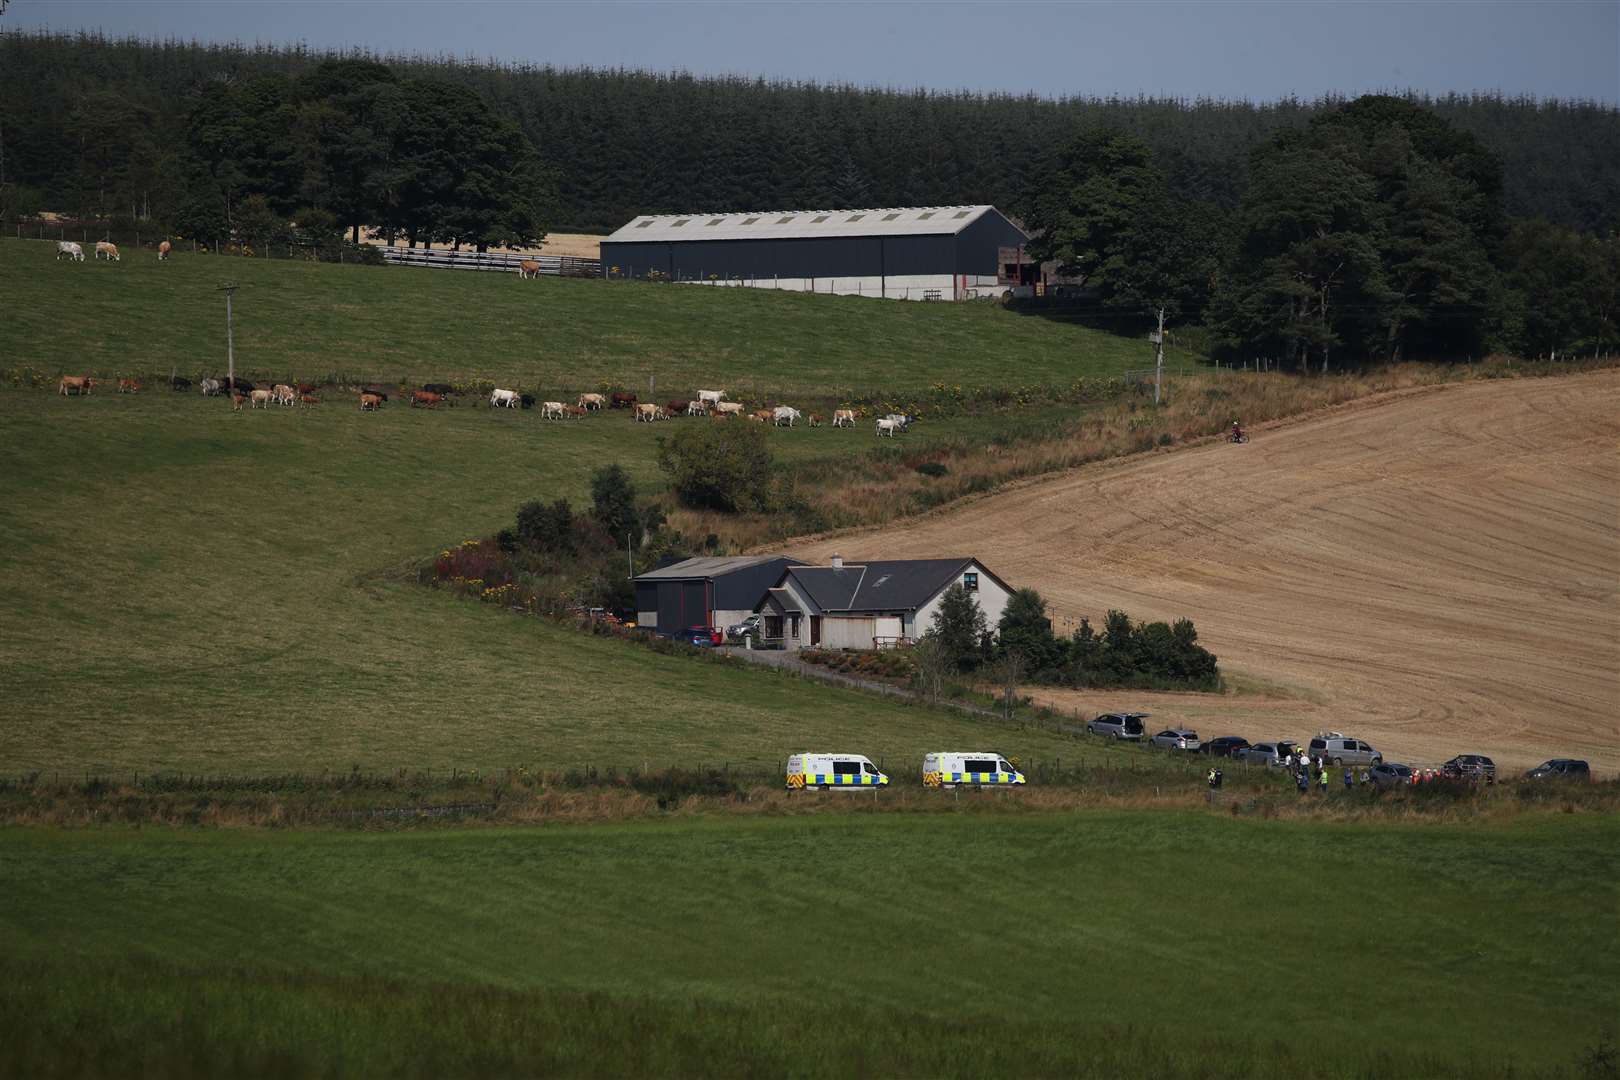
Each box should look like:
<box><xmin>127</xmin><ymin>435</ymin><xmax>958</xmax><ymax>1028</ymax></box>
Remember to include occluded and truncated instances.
<box><xmin>750</xmin><ymin>409</ymin><xmax>773</xmax><ymax>423</ymax></box>
<box><xmin>295</xmin><ymin>382</ymin><xmax>317</xmax><ymax>395</ymax></box>
<box><xmin>411</xmin><ymin>390</ymin><xmax>444</xmax><ymax>409</ymax></box>
<box><xmin>610</xmin><ymin>391</ymin><xmax>637</xmax><ymax>409</ymax></box>
<box><xmin>299</xmin><ymin>394</ymin><xmax>321</xmax><ymax>406</ymax></box>
<box><xmin>360</xmin><ymin>393</ymin><xmax>382</xmax><ymax>412</ymax></box>
<box><xmin>808</xmin><ymin>413</ymin><xmax>823</xmax><ymax>427</ymax></box>
<box><xmin>518</xmin><ymin>259</ymin><xmax>541</xmax><ymax>280</ymax></box>
<box><xmin>231</xmin><ymin>391</ymin><xmax>248</xmax><ymax>411</ymax></box>
<box><xmin>94</xmin><ymin>241</ymin><xmax>121</xmax><ymax>262</ymax></box>
<box><xmin>59</xmin><ymin>375</ymin><xmax>95</xmax><ymax>396</ymax></box>
<box><xmin>664</xmin><ymin>399</ymin><xmax>688</xmax><ymax>417</ymax></box>
<box><xmin>563</xmin><ymin>404</ymin><xmax>588</xmax><ymax>418</ymax></box>
<box><xmin>157</xmin><ymin>240</ymin><xmax>172</xmax><ymax>261</ymax></box>
<box><xmin>117</xmin><ymin>378</ymin><xmax>141</xmax><ymax>394</ymax></box>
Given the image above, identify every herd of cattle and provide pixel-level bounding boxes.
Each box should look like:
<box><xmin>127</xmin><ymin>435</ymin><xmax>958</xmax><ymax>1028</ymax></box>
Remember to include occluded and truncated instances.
<box><xmin>55</xmin><ymin>240</ymin><xmax>172</xmax><ymax>262</ymax></box>
<box><xmin>53</xmin><ymin>375</ymin><xmax>918</xmax><ymax>434</ymax></box>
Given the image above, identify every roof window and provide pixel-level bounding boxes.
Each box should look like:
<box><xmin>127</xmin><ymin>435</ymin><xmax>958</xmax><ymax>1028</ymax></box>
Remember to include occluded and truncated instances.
<box><xmin>777</xmin><ymin>216</ymin><xmax>795</xmax><ymax>224</ymax></box>
<box><xmin>846</xmin><ymin>214</ymin><xmax>866</xmax><ymax>222</ymax></box>
<box><xmin>954</xmin><ymin>210</ymin><xmax>972</xmax><ymax>219</ymax></box>
<box><xmin>635</xmin><ymin>219</ymin><xmax>654</xmax><ymax>228</ymax></box>
<box><xmin>918</xmin><ymin>211</ymin><xmax>935</xmax><ymax>219</ymax></box>
<box><xmin>707</xmin><ymin>218</ymin><xmax>725</xmax><ymax>226</ymax></box>
<box><xmin>742</xmin><ymin>217</ymin><xmax>759</xmax><ymax>225</ymax></box>
<box><xmin>671</xmin><ymin>219</ymin><xmax>689</xmax><ymax>227</ymax></box>
<box><xmin>883</xmin><ymin>213</ymin><xmax>901</xmax><ymax>221</ymax></box>
<box><xmin>812</xmin><ymin>215</ymin><xmax>830</xmax><ymax>223</ymax></box>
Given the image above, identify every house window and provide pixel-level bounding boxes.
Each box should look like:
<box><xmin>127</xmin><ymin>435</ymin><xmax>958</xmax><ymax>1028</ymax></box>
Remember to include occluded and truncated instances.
<box><xmin>963</xmin><ymin>572</ymin><xmax>979</xmax><ymax>591</ymax></box>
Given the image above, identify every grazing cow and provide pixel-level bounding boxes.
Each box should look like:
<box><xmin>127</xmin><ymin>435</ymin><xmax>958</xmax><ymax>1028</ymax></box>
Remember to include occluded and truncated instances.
<box><xmin>273</xmin><ymin>384</ymin><xmax>296</xmax><ymax>407</ymax></box>
<box><xmin>808</xmin><ymin>413</ymin><xmax>823</xmax><ymax>427</ymax></box>
<box><xmin>686</xmin><ymin>399</ymin><xmax>708</xmax><ymax>417</ymax></box>
<box><xmin>299</xmin><ymin>394</ymin><xmax>321</xmax><ymax>406</ymax></box>
<box><xmin>876</xmin><ymin>418</ymin><xmax>899</xmax><ymax>437</ymax></box>
<box><xmin>696</xmin><ymin>389</ymin><xmax>725</xmax><ymax>405</ymax></box>
<box><xmin>489</xmin><ymin>388</ymin><xmax>521</xmax><ymax>409</ymax></box>
<box><xmin>295</xmin><ymin>382</ymin><xmax>317</xmax><ymax>395</ymax></box>
<box><xmin>218</xmin><ymin>378</ymin><xmax>255</xmax><ymax>392</ymax></box>
<box><xmin>578</xmin><ymin>393</ymin><xmax>606</xmax><ymax>410</ymax></box>
<box><xmin>519</xmin><ymin>393</ymin><xmax>536</xmax><ymax>410</ymax></box>
<box><xmin>832</xmin><ymin>409</ymin><xmax>856</xmax><ymax>428</ymax></box>
<box><xmin>773</xmin><ymin>406</ymin><xmax>801</xmax><ymax>427</ymax></box>
<box><xmin>158</xmin><ymin>240</ymin><xmax>171</xmax><ymax>261</ymax></box>
<box><xmin>518</xmin><ymin>259</ymin><xmax>541</xmax><ymax>280</ymax></box>
<box><xmin>59</xmin><ymin>375</ymin><xmax>95</xmax><ymax>396</ymax></box>
<box><xmin>362</xmin><ymin>387</ymin><xmax>391</xmax><ymax>402</ymax></box>
<box><xmin>117</xmin><ymin>378</ymin><xmax>141</xmax><ymax>394</ymax></box>
<box><xmin>56</xmin><ymin>241</ymin><xmax>85</xmax><ymax>262</ymax></box>
<box><xmin>411</xmin><ymin>390</ymin><xmax>445</xmax><ymax>409</ymax></box>
<box><xmin>171</xmin><ymin>376</ymin><xmax>192</xmax><ymax>392</ymax></box>
<box><xmin>359</xmin><ymin>393</ymin><xmax>382</xmax><ymax>412</ymax></box>
<box><xmin>635</xmin><ymin>403</ymin><xmax>661</xmax><ymax>422</ymax></box>
<box><xmin>540</xmin><ymin>400</ymin><xmax>565</xmax><ymax>419</ymax></box>
<box><xmin>610</xmin><ymin>391</ymin><xmax>637</xmax><ymax>409</ymax></box>
<box><xmin>250</xmin><ymin>389</ymin><xmax>274</xmax><ymax>408</ymax></box>
<box><xmin>563</xmin><ymin>404</ymin><xmax>588</xmax><ymax>418</ymax></box>
<box><xmin>882</xmin><ymin>413</ymin><xmax>915</xmax><ymax>432</ymax></box>
<box><xmin>200</xmin><ymin>378</ymin><xmax>222</xmax><ymax>397</ymax></box>
<box><xmin>664</xmin><ymin>399</ymin><xmax>688</xmax><ymax>417</ymax></box>
<box><xmin>231</xmin><ymin>392</ymin><xmax>248</xmax><ymax>411</ymax></box>
<box><xmin>95</xmin><ymin>241</ymin><xmax>121</xmax><ymax>262</ymax></box>
<box><xmin>715</xmin><ymin>401</ymin><xmax>743</xmax><ymax>415</ymax></box>
<box><xmin>422</xmin><ymin>383</ymin><xmax>455</xmax><ymax>396</ymax></box>
<box><xmin>750</xmin><ymin>409</ymin><xmax>772</xmax><ymax>423</ymax></box>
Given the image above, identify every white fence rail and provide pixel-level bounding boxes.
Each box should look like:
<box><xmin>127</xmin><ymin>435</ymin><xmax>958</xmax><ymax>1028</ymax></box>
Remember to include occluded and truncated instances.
<box><xmin>378</xmin><ymin>246</ymin><xmax>600</xmax><ymax>277</ymax></box>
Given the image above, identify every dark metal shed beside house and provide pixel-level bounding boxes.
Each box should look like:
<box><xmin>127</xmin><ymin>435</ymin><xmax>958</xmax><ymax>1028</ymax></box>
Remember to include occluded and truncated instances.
<box><xmin>633</xmin><ymin>555</ymin><xmax>808</xmax><ymax>634</ymax></box>
<box><xmin>600</xmin><ymin>205</ymin><xmax>1029</xmax><ymax>301</ymax></box>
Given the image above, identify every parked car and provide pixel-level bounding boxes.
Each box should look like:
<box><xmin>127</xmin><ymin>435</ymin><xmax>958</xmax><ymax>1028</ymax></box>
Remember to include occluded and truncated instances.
<box><xmin>1369</xmin><ymin>762</ymin><xmax>1414</xmax><ymax>790</ymax></box>
<box><xmin>1307</xmin><ymin>733</ymin><xmax>1383</xmax><ymax>766</ymax></box>
<box><xmin>677</xmin><ymin>625</ymin><xmax>724</xmax><ymax>647</ymax></box>
<box><xmin>726</xmin><ymin>614</ymin><xmax>764</xmax><ymax>643</ymax></box>
<box><xmin>1086</xmin><ymin>712</ymin><xmax>1148</xmax><ymax>740</ymax></box>
<box><xmin>1149</xmin><ymin>728</ymin><xmax>1202</xmax><ymax>751</ymax></box>
<box><xmin>1524</xmin><ymin>759</ymin><xmax>1591</xmax><ymax>781</ymax></box>
<box><xmin>1199</xmin><ymin>736</ymin><xmax>1251</xmax><ymax>758</ymax></box>
<box><xmin>1240</xmin><ymin>741</ymin><xmax>1304</xmax><ymax>767</ymax></box>
<box><xmin>1441</xmin><ymin>754</ymin><xmax>1497</xmax><ymax>782</ymax></box>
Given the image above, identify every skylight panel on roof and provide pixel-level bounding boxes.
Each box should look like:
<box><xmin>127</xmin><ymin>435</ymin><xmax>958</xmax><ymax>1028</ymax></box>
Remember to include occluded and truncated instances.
<box><xmin>954</xmin><ymin>210</ymin><xmax>972</xmax><ymax>218</ymax></box>
<box><xmin>742</xmin><ymin>217</ymin><xmax>759</xmax><ymax>225</ymax></box>
<box><xmin>671</xmin><ymin>219</ymin><xmax>689</xmax><ymax>227</ymax></box>
<box><xmin>917</xmin><ymin>211</ymin><xmax>935</xmax><ymax>219</ymax></box>
<box><xmin>812</xmin><ymin>215</ymin><xmax>830</xmax><ymax>223</ymax></box>
<box><xmin>847</xmin><ymin>214</ymin><xmax>865</xmax><ymax>222</ymax></box>
<box><xmin>635</xmin><ymin>219</ymin><xmax>654</xmax><ymax>228</ymax></box>
<box><xmin>707</xmin><ymin>218</ymin><xmax>725</xmax><ymax>226</ymax></box>
<box><xmin>883</xmin><ymin>212</ymin><xmax>901</xmax><ymax>221</ymax></box>
<box><xmin>777</xmin><ymin>216</ymin><xmax>795</xmax><ymax>224</ymax></box>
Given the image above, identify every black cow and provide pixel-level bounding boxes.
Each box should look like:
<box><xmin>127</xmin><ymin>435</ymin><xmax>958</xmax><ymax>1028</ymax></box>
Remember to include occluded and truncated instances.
<box><xmin>519</xmin><ymin>393</ymin><xmax>536</xmax><ymax>409</ymax></box>
<box><xmin>422</xmin><ymin>383</ymin><xmax>455</xmax><ymax>395</ymax></box>
<box><xmin>170</xmin><ymin>376</ymin><xmax>193</xmax><ymax>392</ymax></box>
<box><xmin>217</xmin><ymin>377</ymin><xmax>255</xmax><ymax>392</ymax></box>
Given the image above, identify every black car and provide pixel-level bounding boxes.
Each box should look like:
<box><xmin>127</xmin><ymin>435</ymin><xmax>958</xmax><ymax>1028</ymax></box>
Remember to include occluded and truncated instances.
<box><xmin>1524</xmin><ymin>759</ymin><xmax>1590</xmax><ymax>781</ymax></box>
<box><xmin>1199</xmin><ymin>736</ymin><xmax>1251</xmax><ymax>758</ymax></box>
<box><xmin>1441</xmin><ymin>754</ymin><xmax>1497</xmax><ymax>782</ymax></box>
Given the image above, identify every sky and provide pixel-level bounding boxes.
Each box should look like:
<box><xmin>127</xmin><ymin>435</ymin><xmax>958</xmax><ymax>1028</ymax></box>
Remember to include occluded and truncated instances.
<box><xmin>5</xmin><ymin>0</ymin><xmax>1617</xmax><ymax>103</ymax></box>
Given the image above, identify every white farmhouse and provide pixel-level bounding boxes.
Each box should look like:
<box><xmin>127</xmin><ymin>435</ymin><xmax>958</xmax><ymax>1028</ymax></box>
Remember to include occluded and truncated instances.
<box><xmin>755</xmin><ymin>554</ymin><xmax>1014</xmax><ymax>651</ymax></box>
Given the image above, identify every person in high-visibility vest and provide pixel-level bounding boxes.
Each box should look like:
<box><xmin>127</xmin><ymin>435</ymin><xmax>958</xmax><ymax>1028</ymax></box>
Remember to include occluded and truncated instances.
<box><xmin>1317</xmin><ymin>766</ymin><xmax>1328</xmax><ymax>791</ymax></box>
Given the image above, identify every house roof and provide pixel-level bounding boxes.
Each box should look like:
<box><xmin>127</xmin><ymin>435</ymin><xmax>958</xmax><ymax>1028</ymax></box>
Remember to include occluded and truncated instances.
<box><xmin>636</xmin><ymin>555</ymin><xmax>797</xmax><ymax>581</ymax></box>
<box><xmin>785</xmin><ymin>558</ymin><xmax>982</xmax><ymax>613</ymax></box>
<box><xmin>764</xmin><ymin>587</ymin><xmax>802</xmax><ymax>615</ymax></box>
<box><xmin>603</xmin><ymin>205</ymin><xmax>1027</xmax><ymax>245</ymax></box>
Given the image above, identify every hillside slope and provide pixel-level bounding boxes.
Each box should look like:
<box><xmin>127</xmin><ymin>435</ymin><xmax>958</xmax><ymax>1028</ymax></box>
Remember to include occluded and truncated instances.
<box><xmin>791</xmin><ymin>371</ymin><xmax>1620</xmax><ymax>771</ymax></box>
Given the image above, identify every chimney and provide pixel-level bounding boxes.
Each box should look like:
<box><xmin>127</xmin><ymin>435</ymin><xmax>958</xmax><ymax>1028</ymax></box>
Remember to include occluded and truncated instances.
<box><xmin>830</xmin><ymin>553</ymin><xmax>843</xmax><ymax>569</ymax></box>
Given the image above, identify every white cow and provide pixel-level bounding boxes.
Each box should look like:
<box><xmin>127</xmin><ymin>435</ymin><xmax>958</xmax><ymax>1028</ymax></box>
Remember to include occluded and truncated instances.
<box><xmin>686</xmin><ymin>399</ymin><xmax>708</xmax><ymax>416</ymax></box>
<box><xmin>635</xmin><ymin>403</ymin><xmax>662</xmax><ymax>422</ymax></box>
<box><xmin>773</xmin><ymin>406</ymin><xmax>801</xmax><ymax>427</ymax></box>
<box><xmin>200</xmin><ymin>378</ymin><xmax>222</xmax><ymax>397</ymax></box>
<box><xmin>577</xmin><ymin>393</ymin><xmax>606</xmax><ymax>410</ymax></box>
<box><xmin>832</xmin><ymin>409</ymin><xmax>856</xmax><ymax>428</ymax></box>
<box><xmin>490</xmin><ymin>388</ymin><xmax>521</xmax><ymax>409</ymax></box>
<box><xmin>56</xmin><ymin>241</ymin><xmax>84</xmax><ymax>262</ymax></box>
<box><xmin>714</xmin><ymin>401</ymin><xmax>743</xmax><ymax>415</ymax></box>
<box><xmin>273</xmin><ymin>384</ymin><xmax>296</xmax><ymax>407</ymax></box>
<box><xmin>540</xmin><ymin>400</ymin><xmax>565</xmax><ymax>419</ymax></box>
<box><xmin>876</xmin><ymin>418</ymin><xmax>899</xmax><ymax>437</ymax></box>
<box><xmin>882</xmin><ymin>413</ymin><xmax>914</xmax><ymax>432</ymax></box>
<box><xmin>696</xmin><ymin>389</ymin><xmax>725</xmax><ymax>405</ymax></box>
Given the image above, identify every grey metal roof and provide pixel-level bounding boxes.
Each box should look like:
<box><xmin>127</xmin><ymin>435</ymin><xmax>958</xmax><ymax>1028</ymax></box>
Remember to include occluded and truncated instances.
<box><xmin>765</xmin><ymin>587</ymin><xmax>802</xmax><ymax>615</ymax></box>
<box><xmin>603</xmin><ymin>205</ymin><xmax>1026</xmax><ymax>245</ymax></box>
<box><xmin>785</xmin><ymin>559</ymin><xmax>978</xmax><ymax>613</ymax></box>
<box><xmin>636</xmin><ymin>555</ymin><xmax>793</xmax><ymax>581</ymax></box>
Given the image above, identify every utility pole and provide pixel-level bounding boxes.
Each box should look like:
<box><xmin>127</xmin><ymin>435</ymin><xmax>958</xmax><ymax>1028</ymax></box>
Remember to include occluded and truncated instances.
<box><xmin>1152</xmin><ymin>307</ymin><xmax>1166</xmax><ymax>406</ymax></box>
<box><xmin>626</xmin><ymin>532</ymin><xmax>634</xmax><ymax>581</ymax></box>
<box><xmin>218</xmin><ymin>282</ymin><xmax>240</xmax><ymax>388</ymax></box>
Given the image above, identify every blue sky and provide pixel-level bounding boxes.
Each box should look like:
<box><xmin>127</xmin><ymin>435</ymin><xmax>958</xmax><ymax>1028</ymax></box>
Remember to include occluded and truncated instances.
<box><xmin>6</xmin><ymin>0</ymin><xmax>1617</xmax><ymax>102</ymax></box>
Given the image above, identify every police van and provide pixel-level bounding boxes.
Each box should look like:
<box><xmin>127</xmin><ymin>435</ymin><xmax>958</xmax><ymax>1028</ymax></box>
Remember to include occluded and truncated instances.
<box><xmin>785</xmin><ymin>753</ymin><xmax>889</xmax><ymax>790</ymax></box>
<box><xmin>922</xmin><ymin>751</ymin><xmax>1025</xmax><ymax>788</ymax></box>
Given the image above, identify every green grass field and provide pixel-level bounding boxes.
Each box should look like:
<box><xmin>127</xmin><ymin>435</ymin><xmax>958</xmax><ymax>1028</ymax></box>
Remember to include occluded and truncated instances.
<box><xmin>2</xmin><ymin>812</ymin><xmax>1614</xmax><ymax>1077</ymax></box>
<box><xmin>2</xmin><ymin>237</ymin><xmax>1185</xmax><ymax>396</ymax></box>
<box><xmin>0</xmin><ymin>386</ymin><xmax>1110</xmax><ymax>774</ymax></box>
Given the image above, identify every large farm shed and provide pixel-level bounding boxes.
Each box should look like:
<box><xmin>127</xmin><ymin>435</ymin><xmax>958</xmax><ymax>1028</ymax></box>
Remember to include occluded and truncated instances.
<box><xmin>757</xmin><ymin>556</ymin><xmax>1014</xmax><ymax>650</ymax></box>
<box><xmin>599</xmin><ymin>205</ymin><xmax>1030</xmax><ymax>301</ymax></box>
<box><xmin>634</xmin><ymin>555</ymin><xmax>807</xmax><ymax>634</ymax></box>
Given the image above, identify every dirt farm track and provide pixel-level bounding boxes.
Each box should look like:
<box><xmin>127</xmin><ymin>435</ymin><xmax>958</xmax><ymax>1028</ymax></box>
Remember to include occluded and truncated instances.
<box><xmin>792</xmin><ymin>371</ymin><xmax>1620</xmax><ymax>773</ymax></box>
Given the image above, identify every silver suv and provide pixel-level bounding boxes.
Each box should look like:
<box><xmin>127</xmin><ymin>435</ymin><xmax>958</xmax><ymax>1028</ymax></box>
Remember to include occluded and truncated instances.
<box><xmin>1307</xmin><ymin>733</ymin><xmax>1383</xmax><ymax>766</ymax></box>
<box><xmin>1087</xmin><ymin>712</ymin><xmax>1148</xmax><ymax>740</ymax></box>
<box><xmin>1241</xmin><ymin>741</ymin><xmax>1304</xmax><ymax>767</ymax></box>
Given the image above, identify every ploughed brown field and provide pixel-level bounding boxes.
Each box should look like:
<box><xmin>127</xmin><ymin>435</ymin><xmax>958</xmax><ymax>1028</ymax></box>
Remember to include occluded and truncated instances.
<box><xmin>791</xmin><ymin>371</ymin><xmax>1620</xmax><ymax>773</ymax></box>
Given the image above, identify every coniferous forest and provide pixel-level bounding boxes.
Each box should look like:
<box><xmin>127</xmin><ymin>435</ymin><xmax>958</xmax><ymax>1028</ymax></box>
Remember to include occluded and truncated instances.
<box><xmin>2</xmin><ymin>30</ymin><xmax>1617</xmax><ymax>362</ymax></box>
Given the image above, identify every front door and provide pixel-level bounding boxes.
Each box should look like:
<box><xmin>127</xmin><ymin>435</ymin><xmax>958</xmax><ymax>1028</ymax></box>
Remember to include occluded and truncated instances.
<box><xmin>811</xmin><ymin>616</ymin><xmax>822</xmax><ymax>646</ymax></box>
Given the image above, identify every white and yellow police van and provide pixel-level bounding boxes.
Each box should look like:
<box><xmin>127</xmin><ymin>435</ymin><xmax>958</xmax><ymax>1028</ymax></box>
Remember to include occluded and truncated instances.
<box><xmin>922</xmin><ymin>751</ymin><xmax>1025</xmax><ymax>788</ymax></box>
<box><xmin>785</xmin><ymin>753</ymin><xmax>889</xmax><ymax>790</ymax></box>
